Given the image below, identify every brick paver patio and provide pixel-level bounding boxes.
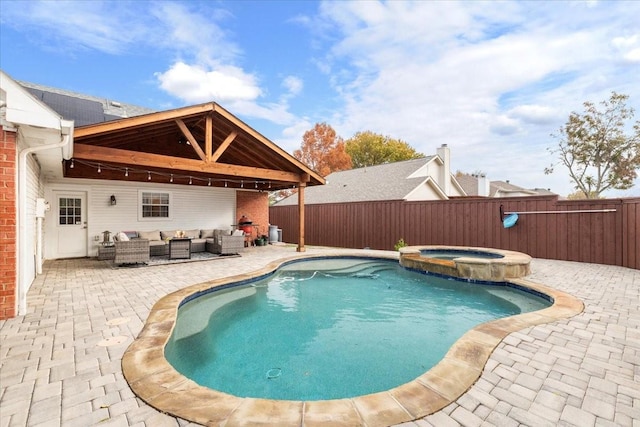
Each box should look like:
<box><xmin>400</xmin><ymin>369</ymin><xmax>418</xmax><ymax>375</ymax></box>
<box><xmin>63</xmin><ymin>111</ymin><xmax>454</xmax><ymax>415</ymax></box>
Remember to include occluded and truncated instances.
<box><xmin>1</xmin><ymin>245</ymin><xmax>638</xmax><ymax>426</ymax></box>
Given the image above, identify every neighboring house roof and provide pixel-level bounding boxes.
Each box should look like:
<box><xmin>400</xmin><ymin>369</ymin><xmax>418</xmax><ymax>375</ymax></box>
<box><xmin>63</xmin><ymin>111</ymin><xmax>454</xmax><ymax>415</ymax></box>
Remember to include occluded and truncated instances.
<box><xmin>457</xmin><ymin>173</ymin><xmax>555</xmax><ymax>197</ymax></box>
<box><xmin>19</xmin><ymin>81</ymin><xmax>155</xmax><ymax>126</ymax></box>
<box><xmin>275</xmin><ymin>156</ymin><xmax>466</xmax><ymax>205</ymax></box>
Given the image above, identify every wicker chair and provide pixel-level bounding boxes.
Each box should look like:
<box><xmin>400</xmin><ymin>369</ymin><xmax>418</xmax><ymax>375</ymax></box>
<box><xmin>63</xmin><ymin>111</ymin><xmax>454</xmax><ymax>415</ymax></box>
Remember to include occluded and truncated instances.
<box><xmin>206</xmin><ymin>231</ymin><xmax>245</xmax><ymax>255</ymax></box>
<box><xmin>114</xmin><ymin>239</ymin><xmax>150</xmax><ymax>265</ymax></box>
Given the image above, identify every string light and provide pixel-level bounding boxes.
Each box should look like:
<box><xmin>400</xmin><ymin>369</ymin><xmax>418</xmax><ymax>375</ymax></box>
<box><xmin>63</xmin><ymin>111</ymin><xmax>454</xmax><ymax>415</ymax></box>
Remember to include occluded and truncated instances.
<box><xmin>67</xmin><ymin>159</ymin><xmax>278</xmax><ymax>190</ymax></box>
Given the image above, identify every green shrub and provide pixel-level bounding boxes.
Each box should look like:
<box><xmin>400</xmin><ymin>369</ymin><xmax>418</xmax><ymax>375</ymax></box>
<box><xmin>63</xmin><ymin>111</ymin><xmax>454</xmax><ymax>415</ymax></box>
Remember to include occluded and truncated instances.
<box><xmin>394</xmin><ymin>238</ymin><xmax>407</xmax><ymax>251</ymax></box>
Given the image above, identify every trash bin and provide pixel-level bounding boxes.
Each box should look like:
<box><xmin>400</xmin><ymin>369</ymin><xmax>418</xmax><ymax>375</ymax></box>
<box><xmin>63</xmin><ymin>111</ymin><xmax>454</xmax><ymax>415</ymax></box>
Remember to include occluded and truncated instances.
<box><xmin>268</xmin><ymin>225</ymin><xmax>278</xmax><ymax>243</ymax></box>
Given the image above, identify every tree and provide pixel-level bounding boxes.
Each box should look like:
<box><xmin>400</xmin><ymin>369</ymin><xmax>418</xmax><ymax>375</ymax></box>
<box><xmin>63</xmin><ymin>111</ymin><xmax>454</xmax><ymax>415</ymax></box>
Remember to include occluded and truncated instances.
<box><xmin>293</xmin><ymin>123</ymin><xmax>352</xmax><ymax>177</ymax></box>
<box><xmin>545</xmin><ymin>92</ymin><xmax>640</xmax><ymax>198</ymax></box>
<box><xmin>345</xmin><ymin>131</ymin><xmax>424</xmax><ymax>168</ymax></box>
<box><xmin>566</xmin><ymin>190</ymin><xmax>602</xmax><ymax>200</ymax></box>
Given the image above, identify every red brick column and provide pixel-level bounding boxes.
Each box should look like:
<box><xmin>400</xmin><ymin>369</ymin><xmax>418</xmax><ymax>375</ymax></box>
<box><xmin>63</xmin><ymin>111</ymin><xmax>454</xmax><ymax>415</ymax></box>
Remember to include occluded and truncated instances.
<box><xmin>236</xmin><ymin>191</ymin><xmax>269</xmax><ymax>237</ymax></box>
<box><xmin>0</xmin><ymin>129</ymin><xmax>17</xmax><ymax>319</ymax></box>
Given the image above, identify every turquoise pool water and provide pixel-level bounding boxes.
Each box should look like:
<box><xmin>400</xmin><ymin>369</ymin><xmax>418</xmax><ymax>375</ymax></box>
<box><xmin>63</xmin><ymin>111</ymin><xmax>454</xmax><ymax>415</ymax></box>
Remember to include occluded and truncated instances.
<box><xmin>420</xmin><ymin>249</ymin><xmax>504</xmax><ymax>260</ymax></box>
<box><xmin>165</xmin><ymin>258</ymin><xmax>550</xmax><ymax>401</ymax></box>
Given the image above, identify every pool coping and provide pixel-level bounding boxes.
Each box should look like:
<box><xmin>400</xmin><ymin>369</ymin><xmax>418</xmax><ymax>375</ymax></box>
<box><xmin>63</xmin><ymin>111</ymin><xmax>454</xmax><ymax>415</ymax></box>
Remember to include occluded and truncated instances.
<box><xmin>121</xmin><ymin>252</ymin><xmax>584</xmax><ymax>426</ymax></box>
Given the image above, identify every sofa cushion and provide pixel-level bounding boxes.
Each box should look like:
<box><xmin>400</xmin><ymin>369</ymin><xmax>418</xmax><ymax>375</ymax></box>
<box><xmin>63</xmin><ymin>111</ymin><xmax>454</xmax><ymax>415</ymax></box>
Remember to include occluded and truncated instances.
<box><xmin>200</xmin><ymin>229</ymin><xmax>214</xmax><ymax>238</ymax></box>
<box><xmin>161</xmin><ymin>230</ymin><xmax>177</xmax><ymax>240</ymax></box>
<box><xmin>184</xmin><ymin>229</ymin><xmax>200</xmax><ymax>239</ymax></box>
<box><xmin>148</xmin><ymin>240</ymin><xmax>166</xmax><ymax>247</ymax></box>
<box><xmin>138</xmin><ymin>230</ymin><xmax>161</xmax><ymax>241</ymax></box>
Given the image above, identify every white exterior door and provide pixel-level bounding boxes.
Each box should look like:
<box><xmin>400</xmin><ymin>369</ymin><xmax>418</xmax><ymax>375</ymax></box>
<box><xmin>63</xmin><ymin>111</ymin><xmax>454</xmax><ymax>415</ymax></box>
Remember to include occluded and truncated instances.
<box><xmin>54</xmin><ymin>192</ymin><xmax>88</xmax><ymax>257</ymax></box>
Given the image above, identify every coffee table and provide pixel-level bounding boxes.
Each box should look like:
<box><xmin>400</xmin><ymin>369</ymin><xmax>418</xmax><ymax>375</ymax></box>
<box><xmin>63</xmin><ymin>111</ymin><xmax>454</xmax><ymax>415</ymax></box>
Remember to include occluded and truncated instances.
<box><xmin>169</xmin><ymin>238</ymin><xmax>192</xmax><ymax>259</ymax></box>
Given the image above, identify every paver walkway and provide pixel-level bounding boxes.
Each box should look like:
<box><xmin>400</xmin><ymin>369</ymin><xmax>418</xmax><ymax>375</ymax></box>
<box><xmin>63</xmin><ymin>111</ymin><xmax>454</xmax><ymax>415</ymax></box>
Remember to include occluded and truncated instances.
<box><xmin>1</xmin><ymin>246</ymin><xmax>638</xmax><ymax>427</ymax></box>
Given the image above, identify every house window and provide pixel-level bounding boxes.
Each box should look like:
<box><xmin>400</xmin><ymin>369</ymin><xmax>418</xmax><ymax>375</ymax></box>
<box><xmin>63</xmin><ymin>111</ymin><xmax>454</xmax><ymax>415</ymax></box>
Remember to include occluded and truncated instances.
<box><xmin>139</xmin><ymin>191</ymin><xmax>171</xmax><ymax>220</ymax></box>
<box><xmin>59</xmin><ymin>197</ymin><xmax>82</xmax><ymax>225</ymax></box>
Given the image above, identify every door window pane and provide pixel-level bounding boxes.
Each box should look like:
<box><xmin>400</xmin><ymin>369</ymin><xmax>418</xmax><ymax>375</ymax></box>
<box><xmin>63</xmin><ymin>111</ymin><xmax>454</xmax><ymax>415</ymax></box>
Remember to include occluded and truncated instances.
<box><xmin>59</xmin><ymin>198</ymin><xmax>81</xmax><ymax>225</ymax></box>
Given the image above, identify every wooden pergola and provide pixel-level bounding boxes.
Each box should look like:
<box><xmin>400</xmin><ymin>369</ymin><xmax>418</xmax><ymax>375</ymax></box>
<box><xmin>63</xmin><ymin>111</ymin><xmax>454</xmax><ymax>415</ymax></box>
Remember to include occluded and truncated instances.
<box><xmin>66</xmin><ymin>102</ymin><xmax>324</xmax><ymax>251</ymax></box>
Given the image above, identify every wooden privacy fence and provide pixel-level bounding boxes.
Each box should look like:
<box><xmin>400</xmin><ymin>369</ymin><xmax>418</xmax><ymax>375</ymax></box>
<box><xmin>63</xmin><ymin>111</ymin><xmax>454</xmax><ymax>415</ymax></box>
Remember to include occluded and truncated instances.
<box><xmin>270</xmin><ymin>195</ymin><xmax>639</xmax><ymax>270</ymax></box>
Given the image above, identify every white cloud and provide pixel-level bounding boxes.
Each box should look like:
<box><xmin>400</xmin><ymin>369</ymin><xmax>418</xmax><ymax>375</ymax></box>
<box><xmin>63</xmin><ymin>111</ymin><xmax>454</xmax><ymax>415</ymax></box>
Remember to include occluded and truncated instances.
<box><xmin>612</xmin><ymin>34</ymin><xmax>640</xmax><ymax>63</ymax></box>
<box><xmin>156</xmin><ymin>62</ymin><xmax>261</xmax><ymax>104</ymax></box>
<box><xmin>282</xmin><ymin>76</ymin><xmax>303</xmax><ymax>97</ymax></box>
<box><xmin>2</xmin><ymin>0</ymin><xmax>302</xmax><ymax>125</ymax></box>
<box><xmin>0</xmin><ymin>0</ymin><xmax>145</xmax><ymax>54</ymax></box>
<box><xmin>308</xmin><ymin>0</ymin><xmax>640</xmax><ymax>196</ymax></box>
<box><xmin>508</xmin><ymin>105</ymin><xmax>558</xmax><ymax>125</ymax></box>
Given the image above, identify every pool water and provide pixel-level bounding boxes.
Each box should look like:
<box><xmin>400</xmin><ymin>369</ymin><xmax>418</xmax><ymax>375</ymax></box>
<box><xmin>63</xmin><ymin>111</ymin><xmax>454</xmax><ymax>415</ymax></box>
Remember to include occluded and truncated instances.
<box><xmin>165</xmin><ymin>258</ymin><xmax>549</xmax><ymax>401</ymax></box>
<box><xmin>420</xmin><ymin>249</ymin><xmax>504</xmax><ymax>260</ymax></box>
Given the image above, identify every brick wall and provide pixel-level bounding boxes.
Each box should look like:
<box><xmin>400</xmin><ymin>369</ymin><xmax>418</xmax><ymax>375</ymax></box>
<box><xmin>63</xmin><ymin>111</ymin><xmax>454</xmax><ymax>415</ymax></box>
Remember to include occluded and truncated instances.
<box><xmin>0</xmin><ymin>129</ymin><xmax>17</xmax><ymax>319</ymax></box>
<box><xmin>236</xmin><ymin>190</ymin><xmax>269</xmax><ymax>238</ymax></box>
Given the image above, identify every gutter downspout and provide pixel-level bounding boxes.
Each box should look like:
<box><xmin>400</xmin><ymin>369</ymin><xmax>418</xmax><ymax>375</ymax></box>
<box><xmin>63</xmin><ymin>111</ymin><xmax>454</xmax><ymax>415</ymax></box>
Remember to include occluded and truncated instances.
<box><xmin>17</xmin><ymin>121</ymin><xmax>73</xmax><ymax>315</ymax></box>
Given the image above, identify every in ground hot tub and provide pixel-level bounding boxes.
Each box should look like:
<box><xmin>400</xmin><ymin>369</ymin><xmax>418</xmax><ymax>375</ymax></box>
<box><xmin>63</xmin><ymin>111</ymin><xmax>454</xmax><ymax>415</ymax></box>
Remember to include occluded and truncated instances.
<box><xmin>400</xmin><ymin>245</ymin><xmax>531</xmax><ymax>281</ymax></box>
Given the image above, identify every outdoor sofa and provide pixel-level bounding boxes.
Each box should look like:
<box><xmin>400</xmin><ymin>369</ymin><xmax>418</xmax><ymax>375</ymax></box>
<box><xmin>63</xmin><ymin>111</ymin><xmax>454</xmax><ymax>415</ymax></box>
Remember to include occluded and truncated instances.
<box><xmin>112</xmin><ymin>229</ymin><xmax>245</xmax><ymax>264</ymax></box>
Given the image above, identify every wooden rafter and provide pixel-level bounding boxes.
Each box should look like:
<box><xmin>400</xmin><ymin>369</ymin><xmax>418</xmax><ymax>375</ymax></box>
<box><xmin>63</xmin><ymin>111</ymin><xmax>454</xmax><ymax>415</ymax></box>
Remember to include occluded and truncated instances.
<box><xmin>73</xmin><ymin>103</ymin><xmax>213</xmax><ymax>138</ymax></box>
<box><xmin>205</xmin><ymin>113</ymin><xmax>213</xmax><ymax>162</ymax></box>
<box><xmin>73</xmin><ymin>143</ymin><xmax>303</xmax><ymax>182</ymax></box>
<box><xmin>175</xmin><ymin>119</ymin><xmax>207</xmax><ymax>161</ymax></box>
<box><xmin>211</xmin><ymin>131</ymin><xmax>237</xmax><ymax>163</ymax></box>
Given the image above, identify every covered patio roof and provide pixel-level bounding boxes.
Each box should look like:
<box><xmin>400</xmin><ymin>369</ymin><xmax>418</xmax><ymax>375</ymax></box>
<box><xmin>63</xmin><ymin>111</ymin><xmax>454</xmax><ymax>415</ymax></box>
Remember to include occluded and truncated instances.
<box><xmin>67</xmin><ymin>102</ymin><xmax>324</xmax><ymax>191</ymax></box>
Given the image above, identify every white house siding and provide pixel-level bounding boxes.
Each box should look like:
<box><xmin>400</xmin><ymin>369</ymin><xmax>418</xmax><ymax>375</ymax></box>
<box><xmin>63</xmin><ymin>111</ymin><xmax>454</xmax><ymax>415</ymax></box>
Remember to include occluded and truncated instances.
<box><xmin>405</xmin><ymin>181</ymin><xmax>442</xmax><ymax>201</ymax></box>
<box><xmin>21</xmin><ymin>146</ymin><xmax>44</xmax><ymax>295</ymax></box>
<box><xmin>448</xmin><ymin>178</ymin><xmax>465</xmax><ymax>197</ymax></box>
<box><xmin>43</xmin><ymin>179</ymin><xmax>236</xmax><ymax>259</ymax></box>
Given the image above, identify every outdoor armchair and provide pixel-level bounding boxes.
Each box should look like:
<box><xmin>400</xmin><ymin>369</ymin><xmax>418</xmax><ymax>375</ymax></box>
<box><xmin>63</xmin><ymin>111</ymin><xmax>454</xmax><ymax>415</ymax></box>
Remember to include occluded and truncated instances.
<box><xmin>206</xmin><ymin>230</ymin><xmax>245</xmax><ymax>255</ymax></box>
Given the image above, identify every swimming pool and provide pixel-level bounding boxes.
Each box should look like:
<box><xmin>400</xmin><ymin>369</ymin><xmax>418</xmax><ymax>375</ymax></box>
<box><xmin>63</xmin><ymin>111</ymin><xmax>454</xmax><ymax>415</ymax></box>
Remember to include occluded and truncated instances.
<box><xmin>420</xmin><ymin>248</ymin><xmax>504</xmax><ymax>260</ymax></box>
<box><xmin>122</xmin><ymin>252</ymin><xmax>583</xmax><ymax>426</ymax></box>
<box><xmin>165</xmin><ymin>258</ymin><xmax>550</xmax><ymax>400</ymax></box>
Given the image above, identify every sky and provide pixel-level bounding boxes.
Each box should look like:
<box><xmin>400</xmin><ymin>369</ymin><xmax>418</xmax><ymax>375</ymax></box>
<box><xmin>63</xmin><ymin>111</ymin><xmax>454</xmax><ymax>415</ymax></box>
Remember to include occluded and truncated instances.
<box><xmin>1</xmin><ymin>0</ymin><xmax>639</xmax><ymax>197</ymax></box>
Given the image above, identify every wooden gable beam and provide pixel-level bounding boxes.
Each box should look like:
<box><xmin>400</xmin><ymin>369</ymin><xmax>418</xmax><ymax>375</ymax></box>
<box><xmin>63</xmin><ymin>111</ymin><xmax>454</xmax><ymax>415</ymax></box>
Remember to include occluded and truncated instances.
<box><xmin>205</xmin><ymin>113</ymin><xmax>213</xmax><ymax>162</ymax></box>
<box><xmin>212</xmin><ymin>104</ymin><xmax>325</xmax><ymax>185</ymax></box>
<box><xmin>73</xmin><ymin>143</ymin><xmax>301</xmax><ymax>182</ymax></box>
<box><xmin>74</xmin><ymin>103</ymin><xmax>214</xmax><ymax>137</ymax></box>
<box><xmin>175</xmin><ymin>119</ymin><xmax>207</xmax><ymax>162</ymax></box>
<box><xmin>211</xmin><ymin>131</ymin><xmax>237</xmax><ymax>163</ymax></box>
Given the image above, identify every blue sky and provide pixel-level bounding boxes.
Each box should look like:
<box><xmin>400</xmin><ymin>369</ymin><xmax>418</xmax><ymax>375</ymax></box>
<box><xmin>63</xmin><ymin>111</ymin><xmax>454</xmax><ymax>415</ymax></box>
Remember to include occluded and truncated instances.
<box><xmin>1</xmin><ymin>0</ymin><xmax>639</xmax><ymax>197</ymax></box>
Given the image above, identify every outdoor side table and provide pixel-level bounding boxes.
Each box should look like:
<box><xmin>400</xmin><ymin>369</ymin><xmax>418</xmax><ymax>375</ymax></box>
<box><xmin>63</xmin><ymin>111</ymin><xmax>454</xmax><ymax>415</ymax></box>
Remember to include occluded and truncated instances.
<box><xmin>169</xmin><ymin>238</ymin><xmax>192</xmax><ymax>259</ymax></box>
<box><xmin>98</xmin><ymin>244</ymin><xmax>115</xmax><ymax>260</ymax></box>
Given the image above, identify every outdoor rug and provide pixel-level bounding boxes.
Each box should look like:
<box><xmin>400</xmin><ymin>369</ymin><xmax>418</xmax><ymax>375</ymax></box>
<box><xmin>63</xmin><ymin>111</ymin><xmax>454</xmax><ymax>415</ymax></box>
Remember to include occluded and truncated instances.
<box><xmin>110</xmin><ymin>251</ymin><xmax>240</xmax><ymax>268</ymax></box>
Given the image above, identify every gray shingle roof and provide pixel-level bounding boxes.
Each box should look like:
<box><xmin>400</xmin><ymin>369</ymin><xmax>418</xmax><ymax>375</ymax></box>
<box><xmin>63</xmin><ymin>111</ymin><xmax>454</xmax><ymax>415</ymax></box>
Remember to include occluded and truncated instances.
<box><xmin>275</xmin><ymin>157</ymin><xmax>436</xmax><ymax>205</ymax></box>
<box><xmin>19</xmin><ymin>81</ymin><xmax>155</xmax><ymax>126</ymax></box>
<box><xmin>457</xmin><ymin>173</ymin><xmax>555</xmax><ymax>197</ymax></box>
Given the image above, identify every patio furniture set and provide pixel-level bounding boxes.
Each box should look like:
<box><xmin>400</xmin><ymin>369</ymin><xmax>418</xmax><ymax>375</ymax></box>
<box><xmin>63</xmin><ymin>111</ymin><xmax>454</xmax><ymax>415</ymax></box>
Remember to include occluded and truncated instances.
<box><xmin>100</xmin><ymin>228</ymin><xmax>246</xmax><ymax>265</ymax></box>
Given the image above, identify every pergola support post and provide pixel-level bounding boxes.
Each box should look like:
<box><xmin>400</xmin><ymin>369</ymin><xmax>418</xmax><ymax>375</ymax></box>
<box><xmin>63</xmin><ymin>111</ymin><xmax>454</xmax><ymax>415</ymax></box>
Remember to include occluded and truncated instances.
<box><xmin>297</xmin><ymin>181</ymin><xmax>306</xmax><ymax>252</ymax></box>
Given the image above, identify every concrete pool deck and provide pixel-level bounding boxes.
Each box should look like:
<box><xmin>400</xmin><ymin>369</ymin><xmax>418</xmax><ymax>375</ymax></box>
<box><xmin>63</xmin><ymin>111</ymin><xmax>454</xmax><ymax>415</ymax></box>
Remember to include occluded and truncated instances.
<box><xmin>1</xmin><ymin>245</ymin><xmax>638</xmax><ymax>426</ymax></box>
